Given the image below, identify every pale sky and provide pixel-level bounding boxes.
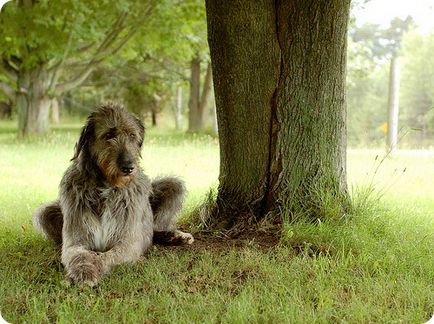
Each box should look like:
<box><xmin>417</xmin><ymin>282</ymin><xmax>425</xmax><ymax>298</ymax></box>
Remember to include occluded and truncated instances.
<box><xmin>353</xmin><ymin>0</ymin><xmax>434</xmax><ymax>33</ymax></box>
<box><xmin>0</xmin><ymin>0</ymin><xmax>7</xmax><ymax>10</ymax></box>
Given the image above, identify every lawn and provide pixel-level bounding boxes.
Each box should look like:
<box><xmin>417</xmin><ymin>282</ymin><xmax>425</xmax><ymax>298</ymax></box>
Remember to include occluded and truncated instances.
<box><xmin>0</xmin><ymin>120</ymin><xmax>433</xmax><ymax>323</ymax></box>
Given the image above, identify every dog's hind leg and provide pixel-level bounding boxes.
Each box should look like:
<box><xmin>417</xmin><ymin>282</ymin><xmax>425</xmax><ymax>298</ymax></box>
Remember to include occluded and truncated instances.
<box><xmin>150</xmin><ymin>177</ymin><xmax>194</xmax><ymax>245</ymax></box>
<box><xmin>150</xmin><ymin>176</ymin><xmax>184</xmax><ymax>231</ymax></box>
<box><xmin>33</xmin><ymin>200</ymin><xmax>63</xmax><ymax>244</ymax></box>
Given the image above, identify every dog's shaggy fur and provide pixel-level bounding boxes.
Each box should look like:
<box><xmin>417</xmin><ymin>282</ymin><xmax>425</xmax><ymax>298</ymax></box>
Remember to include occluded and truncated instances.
<box><xmin>33</xmin><ymin>103</ymin><xmax>193</xmax><ymax>286</ymax></box>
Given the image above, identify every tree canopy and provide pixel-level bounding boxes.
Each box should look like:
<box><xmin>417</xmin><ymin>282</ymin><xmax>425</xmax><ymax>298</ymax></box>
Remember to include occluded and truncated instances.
<box><xmin>0</xmin><ymin>0</ymin><xmax>208</xmax><ymax>135</ymax></box>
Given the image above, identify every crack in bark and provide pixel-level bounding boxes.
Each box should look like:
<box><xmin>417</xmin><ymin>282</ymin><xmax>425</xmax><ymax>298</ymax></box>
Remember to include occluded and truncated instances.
<box><xmin>259</xmin><ymin>1</ymin><xmax>284</xmax><ymax>217</ymax></box>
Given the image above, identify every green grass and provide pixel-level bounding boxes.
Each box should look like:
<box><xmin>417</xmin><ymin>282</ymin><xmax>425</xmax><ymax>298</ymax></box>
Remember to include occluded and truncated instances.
<box><xmin>0</xmin><ymin>121</ymin><xmax>433</xmax><ymax>323</ymax></box>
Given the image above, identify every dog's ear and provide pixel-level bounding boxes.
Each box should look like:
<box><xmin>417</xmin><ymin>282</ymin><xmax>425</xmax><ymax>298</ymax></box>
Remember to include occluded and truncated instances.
<box><xmin>135</xmin><ymin>116</ymin><xmax>145</xmax><ymax>148</ymax></box>
<box><xmin>71</xmin><ymin>115</ymin><xmax>95</xmax><ymax>161</ymax></box>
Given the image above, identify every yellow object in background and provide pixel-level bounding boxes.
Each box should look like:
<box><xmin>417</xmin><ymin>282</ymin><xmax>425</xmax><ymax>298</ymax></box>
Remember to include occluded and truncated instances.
<box><xmin>381</xmin><ymin>122</ymin><xmax>388</xmax><ymax>134</ymax></box>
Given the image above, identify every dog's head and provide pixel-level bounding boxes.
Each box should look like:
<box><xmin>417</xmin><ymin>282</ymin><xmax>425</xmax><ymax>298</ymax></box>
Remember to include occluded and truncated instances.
<box><xmin>72</xmin><ymin>103</ymin><xmax>145</xmax><ymax>187</ymax></box>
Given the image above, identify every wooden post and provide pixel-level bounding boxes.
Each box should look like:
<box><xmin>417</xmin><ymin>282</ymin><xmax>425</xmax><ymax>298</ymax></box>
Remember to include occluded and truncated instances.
<box><xmin>386</xmin><ymin>56</ymin><xmax>400</xmax><ymax>151</ymax></box>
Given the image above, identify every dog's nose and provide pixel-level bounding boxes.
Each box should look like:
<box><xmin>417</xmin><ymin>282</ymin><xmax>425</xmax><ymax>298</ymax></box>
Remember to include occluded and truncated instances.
<box><xmin>121</xmin><ymin>164</ymin><xmax>134</xmax><ymax>174</ymax></box>
<box><xmin>118</xmin><ymin>153</ymin><xmax>135</xmax><ymax>175</ymax></box>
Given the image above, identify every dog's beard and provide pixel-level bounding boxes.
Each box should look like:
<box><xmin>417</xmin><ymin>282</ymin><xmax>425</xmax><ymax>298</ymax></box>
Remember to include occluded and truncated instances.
<box><xmin>99</xmin><ymin>159</ymin><xmax>132</xmax><ymax>187</ymax></box>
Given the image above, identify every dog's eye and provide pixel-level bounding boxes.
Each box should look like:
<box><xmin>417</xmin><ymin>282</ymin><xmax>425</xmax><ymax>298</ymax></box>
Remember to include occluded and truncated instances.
<box><xmin>104</xmin><ymin>130</ymin><xmax>116</xmax><ymax>140</ymax></box>
<box><xmin>129</xmin><ymin>133</ymin><xmax>136</xmax><ymax>139</ymax></box>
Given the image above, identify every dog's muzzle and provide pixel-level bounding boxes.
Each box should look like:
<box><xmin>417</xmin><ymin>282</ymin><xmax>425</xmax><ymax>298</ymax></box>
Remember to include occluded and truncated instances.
<box><xmin>118</xmin><ymin>153</ymin><xmax>134</xmax><ymax>175</ymax></box>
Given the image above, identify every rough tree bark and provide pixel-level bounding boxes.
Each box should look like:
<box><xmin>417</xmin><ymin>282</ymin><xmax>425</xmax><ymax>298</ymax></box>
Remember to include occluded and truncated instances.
<box><xmin>206</xmin><ymin>0</ymin><xmax>350</xmax><ymax>226</ymax></box>
<box><xmin>386</xmin><ymin>56</ymin><xmax>400</xmax><ymax>151</ymax></box>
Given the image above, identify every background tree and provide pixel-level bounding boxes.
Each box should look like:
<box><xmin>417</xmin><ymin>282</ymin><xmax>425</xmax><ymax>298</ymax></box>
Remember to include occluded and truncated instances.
<box><xmin>400</xmin><ymin>31</ymin><xmax>434</xmax><ymax>145</ymax></box>
<box><xmin>0</xmin><ymin>0</ymin><xmax>155</xmax><ymax>136</ymax></box>
<box><xmin>206</xmin><ymin>0</ymin><xmax>351</xmax><ymax>227</ymax></box>
<box><xmin>128</xmin><ymin>0</ymin><xmax>209</xmax><ymax>131</ymax></box>
<box><xmin>187</xmin><ymin>57</ymin><xmax>212</xmax><ymax>132</ymax></box>
<box><xmin>347</xmin><ymin>36</ymin><xmax>388</xmax><ymax>147</ymax></box>
<box><xmin>349</xmin><ymin>17</ymin><xmax>413</xmax><ymax>150</ymax></box>
<box><xmin>65</xmin><ymin>0</ymin><xmax>209</xmax><ymax>131</ymax></box>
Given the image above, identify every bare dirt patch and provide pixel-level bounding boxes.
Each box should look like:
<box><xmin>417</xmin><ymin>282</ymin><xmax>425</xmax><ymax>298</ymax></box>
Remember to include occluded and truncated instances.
<box><xmin>158</xmin><ymin>228</ymin><xmax>281</xmax><ymax>253</ymax></box>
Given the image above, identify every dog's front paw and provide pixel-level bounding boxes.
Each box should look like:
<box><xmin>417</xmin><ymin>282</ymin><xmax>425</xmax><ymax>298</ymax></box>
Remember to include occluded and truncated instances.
<box><xmin>66</xmin><ymin>252</ymin><xmax>104</xmax><ymax>287</ymax></box>
<box><xmin>175</xmin><ymin>230</ymin><xmax>194</xmax><ymax>245</ymax></box>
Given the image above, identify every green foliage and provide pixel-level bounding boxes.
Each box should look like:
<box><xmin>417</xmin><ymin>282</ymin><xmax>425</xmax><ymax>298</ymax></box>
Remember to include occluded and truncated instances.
<box><xmin>0</xmin><ymin>0</ymin><xmax>209</xmax><ymax>134</ymax></box>
<box><xmin>0</xmin><ymin>0</ymin><xmax>147</xmax><ymax>69</ymax></box>
<box><xmin>147</xmin><ymin>0</ymin><xmax>206</xmax><ymax>59</ymax></box>
<box><xmin>118</xmin><ymin>0</ymin><xmax>208</xmax><ymax>118</ymax></box>
<box><xmin>400</xmin><ymin>30</ymin><xmax>434</xmax><ymax>142</ymax></box>
<box><xmin>347</xmin><ymin>61</ymin><xmax>389</xmax><ymax>147</ymax></box>
<box><xmin>347</xmin><ymin>18</ymin><xmax>434</xmax><ymax>147</ymax></box>
<box><xmin>67</xmin><ymin>0</ymin><xmax>207</xmax><ymax>122</ymax></box>
<box><xmin>350</xmin><ymin>16</ymin><xmax>414</xmax><ymax>60</ymax></box>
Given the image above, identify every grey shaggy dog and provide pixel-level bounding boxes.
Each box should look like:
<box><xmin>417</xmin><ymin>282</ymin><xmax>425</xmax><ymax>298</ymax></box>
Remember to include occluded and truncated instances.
<box><xmin>33</xmin><ymin>103</ymin><xmax>193</xmax><ymax>287</ymax></box>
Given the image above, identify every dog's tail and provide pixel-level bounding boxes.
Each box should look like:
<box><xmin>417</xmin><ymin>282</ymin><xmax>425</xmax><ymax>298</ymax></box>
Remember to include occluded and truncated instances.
<box><xmin>33</xmin><ymin>200</ymin><xmax>63</xmax><ymax>245</ymax></box>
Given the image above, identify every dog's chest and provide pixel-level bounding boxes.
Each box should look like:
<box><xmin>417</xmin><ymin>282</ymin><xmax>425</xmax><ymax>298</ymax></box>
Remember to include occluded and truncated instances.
<box><xmin>91</xmin><ymin>208</ymin><xmax>118</xmax><ymax>252</ymax></box>
<box><xmin>88</xmin><ymin>189</ymin><xmax>126</xmax><ymax>252</ymax></box>
<box><xmin>87</xmin><ymin>188</ymin><xmax>137</xmax><ymax>252</ymax></box>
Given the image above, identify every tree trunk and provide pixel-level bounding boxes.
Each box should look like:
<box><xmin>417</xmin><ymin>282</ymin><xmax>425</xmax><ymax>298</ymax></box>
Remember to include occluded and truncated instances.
<box><xmin>188</xmin><ymin>60</ymin><xmax>213</xmax><ymax>133</ymax></box>
<box><xmin>17</xmin><ymin>67</ymin><xmax>52</xmax><ymax>137</ymax></box>
<box><xmin>16</xmin><ymin>71</ymin><xmax>29</xmax><ymax>138</ymax></box>
<box><xmin>211</xmin><ymin>102</ymin><xmax>218</xmax><ymax>136</ymax></box>
<box><xmin>198</xmin><ymin>63</ymin><xmax>213</xmax><ymax>126</ymax></box>
<box><xmin>209</xmin><ymin>83</ymin><xmax>218</xmax><ymax>135</ymax></box>
<box><xmin>63</xmin><ymin>92</ymin><xmax>73</xmax><ymax>114</ymax></box>
<box><xmin>0</xmin><ymin>101</ymin><xmax>12</xmax><ymax>119</ymax></box>
<box><xmin>206</xmin><ymin>0</ymin><xmax>350</xmax><ymax>226</ymax></box>
<box><xmin>386</xmin><ymin>56</ymin><xmax>400</xmax><ymax>151</ymax></box>
<box><xmin>51</xmin><ymin>97</ymin><xmax>60</xmax><ymax>125</ymax></box>
<box><xmin>174</xmin><ymin>86</ymin><xmax>183</xmax><ymax>130</ymax></box>
<box><xmin>188</xmin><ymin>56</ymin><xmax>201</xmax><ymax>132</ymax></box>
<box><xmin>151</xmin><ymin>110</ymin><xmax>157</xmax><ymax>127</ymax></box>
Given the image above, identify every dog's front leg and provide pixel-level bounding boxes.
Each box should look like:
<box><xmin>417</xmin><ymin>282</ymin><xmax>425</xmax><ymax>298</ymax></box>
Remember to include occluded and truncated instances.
<box><xmin>60</xmin><ymin>207</ymin><xmax>107</xmax><ymax>287</ymax></box>
<box><xmin>99</xmin><ymin>233</ymin><xmax>152</xmax><ymax>270</ymax></box>
<box><xmin>61</xmin><ymin>244</ymin><xmax>106</xmax><ymax>287</ymax></box>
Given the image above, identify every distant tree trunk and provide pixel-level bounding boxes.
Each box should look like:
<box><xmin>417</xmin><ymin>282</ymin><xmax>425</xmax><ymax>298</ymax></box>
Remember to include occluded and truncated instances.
<box><xmin>188</xmin><ymin>58</ymin><xmax>213</xmax><ymax>132</ymax></box>
<box><xmin>151</xmin><ymin>110</ymin><xmax>157</xmax><ymax>127</ymax></box>
<box><xmin>211</xmin><ymin>102</ymin><xmax>218</xmax><ymax>136</ymax></box>
<box><xmin>174</xmin><ymin>86</ymin><xmax>183</xmax><ymax>130</ymax></box>
<box><xmin>63</xmin><ymin>92</ymin><xmax>73</xmax><ymax>114</ymax></box>
<box><xmin>206</xmin><ymin>0</ymin><xmax>350</xmax><ymax>226</ymax></box>
<box><xmin>0</xmin><ymin>101</ymin><xmax>12</xmax><ymax>119</ymax></box>
<box><xmin>198</xmin><ymin>63</ymin><xmax>213</xmax><ymax>125</ymax></box>
<box><xmin>51</xmin><ymin>97</ymin><xmax>60</xmax><ymax>125</ymax></box>
<box><xmin>150</xmin><ymin>94</ymin><xmax>163</xmax><ymax>127</ymax></box>
<box><xmin>386</xmin><ymin>56</ymin><xmax>400</xmax><ymax>151</ymax></box>
<box><xmin>16</xmin><ymin>67</ymin><xmax>52</xmax><ymax>137</ymax></box>
<box><xmin>188</xmin><ymin>56</ymin><xmax>201</xmax><ymax>132</ymax></box>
